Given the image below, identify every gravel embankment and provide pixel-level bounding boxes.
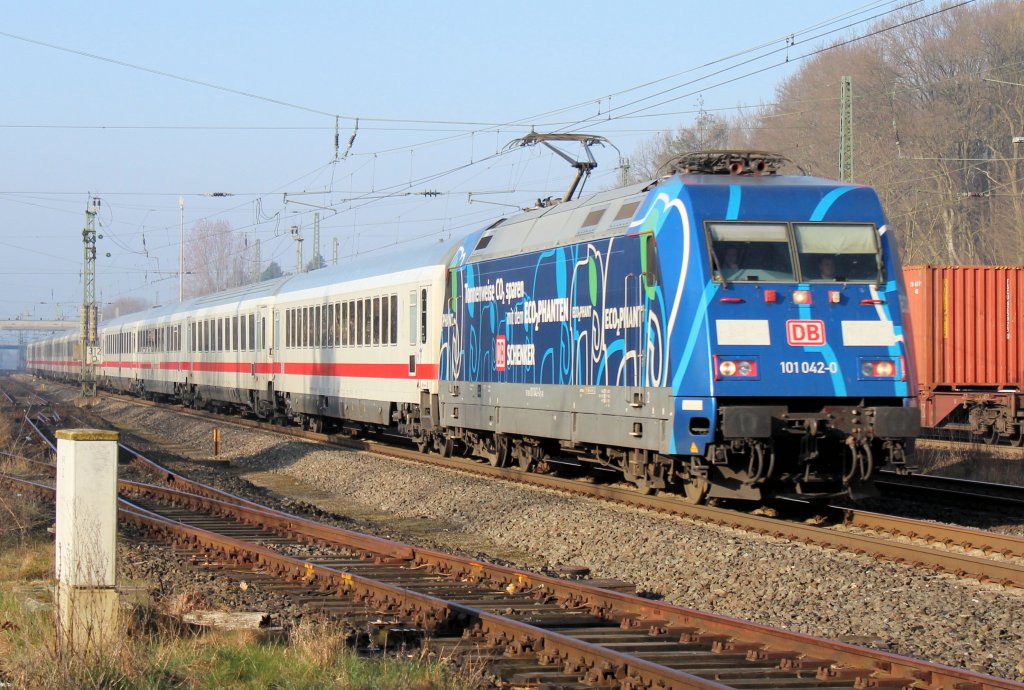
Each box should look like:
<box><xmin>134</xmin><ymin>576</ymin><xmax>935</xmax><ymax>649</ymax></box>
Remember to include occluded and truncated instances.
<box><xmin>83</xmin><ymin>397</ymin><xmax>1024</xmax><ymax>681</ymax></box>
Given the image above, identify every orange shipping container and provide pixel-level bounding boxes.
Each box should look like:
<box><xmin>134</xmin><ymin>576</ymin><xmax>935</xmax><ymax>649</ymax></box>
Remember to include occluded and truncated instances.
<box><xmin>903</xmin><ymin>266</ymin><xmax>1024</xmax><ymax>391</ymax></box>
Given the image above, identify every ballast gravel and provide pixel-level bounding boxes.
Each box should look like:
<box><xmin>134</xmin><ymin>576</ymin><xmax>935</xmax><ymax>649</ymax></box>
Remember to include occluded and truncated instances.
<box><xmin>87</xmin><ymin>397</ymin><xmax>1024</xmax><ymax>681</ymax></box>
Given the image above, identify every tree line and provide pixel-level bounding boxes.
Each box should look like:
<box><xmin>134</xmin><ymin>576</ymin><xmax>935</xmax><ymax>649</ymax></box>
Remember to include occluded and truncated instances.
<box><xmin>630</xmin><ymin>0</ymin><xmax>1024</xmax><ymax>266</ymax></box>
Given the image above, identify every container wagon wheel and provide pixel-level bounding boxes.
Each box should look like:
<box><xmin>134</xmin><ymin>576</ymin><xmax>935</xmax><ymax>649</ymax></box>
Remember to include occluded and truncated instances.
<box><xmin>981</xmin><ymin>425</ymin><xmax>999</xmax><ymax>445</ymax></box>
<box><xmin>1011</xmin><ymin>425</ymin><xmax>1024</xmax><ymax>447</ymax></box>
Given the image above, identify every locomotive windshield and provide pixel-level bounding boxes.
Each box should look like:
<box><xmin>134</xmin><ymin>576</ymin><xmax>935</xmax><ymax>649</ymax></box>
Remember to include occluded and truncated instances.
<box><xmin>709</xmin><ymin>221</ymin><xmax>882</xmax><ymax>284</ymax></box>
<box><xmin>793</xmin><ymin>223</ymin><xmax>882</xmax><ymax>283</ymax></box>
<box><xmin>709</xmin><ymin>223</ymin><xmax>795</xmax><ymax>282</ymax></box>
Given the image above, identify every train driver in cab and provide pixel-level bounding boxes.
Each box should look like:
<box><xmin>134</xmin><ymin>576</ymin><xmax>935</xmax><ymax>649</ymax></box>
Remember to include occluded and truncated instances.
<box><xmin>817</xmin><ymin>255</ymin><xmax>837</xmax><ymax>280</ymax></box>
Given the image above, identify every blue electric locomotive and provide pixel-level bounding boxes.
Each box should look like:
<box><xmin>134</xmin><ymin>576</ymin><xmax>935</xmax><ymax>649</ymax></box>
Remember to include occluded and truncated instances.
<box><xmin>435</xmin><ymin>151</ymin><xmax>918</xmax><ymax>502</ymax></box>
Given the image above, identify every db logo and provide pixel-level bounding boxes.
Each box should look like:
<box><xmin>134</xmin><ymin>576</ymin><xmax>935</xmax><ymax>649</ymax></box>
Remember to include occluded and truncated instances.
<box><xmin>495</xmin><ymin>335</ymin><xmax>506</xmax><ymax>371</ymax></box>
<box><xmin>787</xmin><ymin>320</ymin><xmax>826</xmax><ymax>346</ymax></box>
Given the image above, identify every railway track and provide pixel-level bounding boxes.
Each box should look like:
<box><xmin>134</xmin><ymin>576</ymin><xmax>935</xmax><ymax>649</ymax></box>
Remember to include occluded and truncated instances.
<box><xmin>876</xmin><ymin>471</ymin><xmax>1024</xmax><ymax>514</ymax></box>
<box><xmin>14</xmin><ymin>379</ymin><xmax>1024</xmax><ymax>591</ymax></box>
<box><xmin>4</xmin><ymin>434</ymin><xmax>1022</xmax><ymax>690</ymax></box>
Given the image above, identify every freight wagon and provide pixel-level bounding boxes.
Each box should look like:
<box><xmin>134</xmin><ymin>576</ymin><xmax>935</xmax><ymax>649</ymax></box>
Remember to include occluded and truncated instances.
<box><xmin>903</xmin><ymin>265</ymin><xmax>1024</xmax><ymax>445</ymax></box>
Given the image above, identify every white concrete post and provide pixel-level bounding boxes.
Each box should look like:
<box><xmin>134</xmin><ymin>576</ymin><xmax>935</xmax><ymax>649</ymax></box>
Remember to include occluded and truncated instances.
<box><xmin>55</xmin><ymin>428</ymin><xmax>120</xmax><ymax>653</ymax></box>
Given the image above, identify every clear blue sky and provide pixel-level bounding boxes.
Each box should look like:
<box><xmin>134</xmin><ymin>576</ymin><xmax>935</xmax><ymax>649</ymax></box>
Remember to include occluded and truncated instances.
<box><xmin>0</xmin><ymin>1</ymin><xmax>943</xmax><ymax>330</ymax></box>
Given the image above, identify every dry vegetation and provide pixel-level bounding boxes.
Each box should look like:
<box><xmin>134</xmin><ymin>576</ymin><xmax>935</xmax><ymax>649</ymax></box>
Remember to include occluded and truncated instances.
<box><xmin>633</xmin><ymin>0</ymin><xmax>1024</xmax><ymax>266</ymax></box>
<box><xmin>0</xmin><ymin>411</ymin><xmax>478</xmax><ymax>689</ymax></box>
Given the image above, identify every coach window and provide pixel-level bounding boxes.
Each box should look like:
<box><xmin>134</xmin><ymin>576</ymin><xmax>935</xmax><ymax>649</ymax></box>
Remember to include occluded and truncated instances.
<box><xmin>249</xmin><ymin>314</ymin><xmax>255</xmax><ymax>351</ymax></box>
<box><xmin>340</xmin><ymin>302</ymin><xmax>348</xmax><ymax>346</ymax></box>
<box><xmin>348</xmin><ymin>301</ymin><xmax>355</xmax><ymax>346</ymax></box>
<box><xmin>380</xmin><ymin>296</ymin><xmax>389</xmax><ymax>345</ymax></box>
<box><xmin>352</xmin><ymin>300</ymin><xmax>360</xmax><ymax>346</ymax></box>
<box><xmin>373</xmin><ymin>297</ymin><xmax>381</xmax><ymax>345</ymax></box>
<box><xmin>348</xmin><ymin>301</ymin><xmax>356</xmax><ymax>346</ymax></box>
<box><xmin>360</xmin><ymin>297</ymin><xmax>369</xmax><ymax>345</ymax></box>
<box><xmin>389</xmin><ymin>295</ymin><xmax>398</xmax><ymax>345</ymax></box>
<box><xmin>332</xmin><ymin>303</ymin><xmax>340</xmax><ymax>347</ymax></box>
<box><xmin>326</xmin><ymin>304</ymin><xmax>334</xmax><ymax>347</ymax></box>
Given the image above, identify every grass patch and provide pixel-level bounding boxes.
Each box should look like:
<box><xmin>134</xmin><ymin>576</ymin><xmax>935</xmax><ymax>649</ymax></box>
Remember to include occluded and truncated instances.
<box><xmin>0</xmin><ymin>529</ymin><xmax>478</xmax><ymax>689</ymax></box>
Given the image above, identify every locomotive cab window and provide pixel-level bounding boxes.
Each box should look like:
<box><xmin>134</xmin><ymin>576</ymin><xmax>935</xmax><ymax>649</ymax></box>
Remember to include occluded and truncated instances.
<box><xmin>794</xmin><ymin>223</ymin><xmax>882</xmax><ymax>283</ymax></box>
<box><xmin>709</xmin><ymin>222</ymin><xmax>795</xmax><ymax>283</ymax></box>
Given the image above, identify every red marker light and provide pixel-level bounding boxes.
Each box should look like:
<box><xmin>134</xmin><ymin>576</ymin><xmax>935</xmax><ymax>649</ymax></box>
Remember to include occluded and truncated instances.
<box><xmin>764</xmin><ymin>289</ymin><xmax>777</xmax><ymax>303</ymax></box>
<box><xmin>828</xmin><ymin>291</ymin><xmax>841</xmax><ymax>304</ymax></box>
<box><xmin>792</xmin><ymin>290</ymin><xmax>812</xmax><ymax>305</ymax></box>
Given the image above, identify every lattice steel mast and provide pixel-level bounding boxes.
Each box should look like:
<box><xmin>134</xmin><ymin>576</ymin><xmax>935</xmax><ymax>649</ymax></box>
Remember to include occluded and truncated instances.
<box><xmin>80</xmin><ymin>196</ymin><xmax>100</xmax><ymax>397</ymax></box>
<box><xmin>840</xmin><ymin>76</ymin><xmax>854</xmax><ymax>183</ymax></box>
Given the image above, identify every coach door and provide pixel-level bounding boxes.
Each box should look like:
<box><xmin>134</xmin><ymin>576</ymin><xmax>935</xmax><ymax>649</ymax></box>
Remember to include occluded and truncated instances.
<box><xmin>415</xmin><ymin>286</ymin><xmax>429</xmax><ymax>385</ymax></box>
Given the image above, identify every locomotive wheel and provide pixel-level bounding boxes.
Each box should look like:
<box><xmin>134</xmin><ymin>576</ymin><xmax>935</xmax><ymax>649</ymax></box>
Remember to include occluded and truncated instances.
<box><xmin>682</xmin><ymin>476</ymin><xmax>710</xmax><ymax>505</ymax></box>
<box><xmin>491</xmin><ymin>434</ymin><xmax>511</xmax><ymax>468</ymax></box>
<box><xmin>632</xmin><ymin>478</ymin><xmax>654</xmax><ymax>496</ymax></box>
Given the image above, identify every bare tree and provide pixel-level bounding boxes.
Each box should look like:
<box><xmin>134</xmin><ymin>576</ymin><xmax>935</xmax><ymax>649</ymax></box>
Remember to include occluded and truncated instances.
<box><xmin>744</xmin><ymin>0</ymin><xmax>1023</xmax><ymax>265</ymax></box>
<box><xmin>183</xmin><ymin>220</ymin><xmax>254</xmax><ymax>298</ymax></box>
<box><xmin>628</xmin><ymin>105</ymin><xmax>738</xmax><ymax>182</ymax></box>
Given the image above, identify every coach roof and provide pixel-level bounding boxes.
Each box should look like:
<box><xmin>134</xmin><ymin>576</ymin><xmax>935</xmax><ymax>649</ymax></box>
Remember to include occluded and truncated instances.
<box><xmin>101</xmin><ymin>231</ymin><xmax>469</xmax><ymax>329</ymax></box>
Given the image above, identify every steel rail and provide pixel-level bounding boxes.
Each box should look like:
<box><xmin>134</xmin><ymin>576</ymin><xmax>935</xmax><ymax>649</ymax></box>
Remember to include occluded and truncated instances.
<box><xmin>22</xmin><ymin>387</ymin><xmax>1024</xmax><ymax>589</ymax></box>
<box><xmin>3</xmin><ymin>469</ymin><xmax>1020</xmax><ymax>690</ymax></box>
<box><xmin>877</xmin><ymin>471</ymin><xmax>1024</xmax><ymax>512</ymax></box>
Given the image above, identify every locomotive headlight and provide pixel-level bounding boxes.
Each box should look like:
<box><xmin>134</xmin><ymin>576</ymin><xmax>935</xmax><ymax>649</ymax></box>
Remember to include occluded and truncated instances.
<box><xmin>792</xmin><ymin>290</ymin><xmax>812</xmax><ymax>304</ymax></box>
<box><xmin>861</xmin><ymin>359</ymin><xmax>896</xmax><ymax>377</ymax></box>
<box><xmin>717</xmin><ymin>358</ymin><xmax>758</xmax><ymax>378</ymax></box>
